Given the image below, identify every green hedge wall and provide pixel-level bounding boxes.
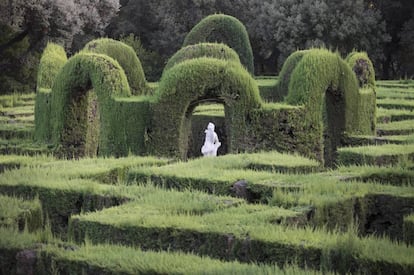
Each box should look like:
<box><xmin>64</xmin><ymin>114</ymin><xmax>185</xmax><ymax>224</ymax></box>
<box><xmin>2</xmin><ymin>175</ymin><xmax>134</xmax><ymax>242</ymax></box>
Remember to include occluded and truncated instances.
<box><xmin>150</xmin><ymin>57</ymin><xmax>261</xmax><ymax>158</ymax></box>
<box><xmin>34</xmin><ymin>43</ymin><xmax>67</xmax><ymax>143</ymax></box>
<box><xmin>244</xmin><ymin>103</ymin><xmax>321</xmax><ymax>161</ymax></box>
<box><xmin>84</xmin><ymin>38</ymin><xmax>148</xmax><ymax>95</ymax></box>
<box><xmin>163</xmin><ymin>42</ymin><xmax>241</xmax><ymax>73</ymax></box>
<box><xmin>183</xmin><ymin>14</ymin><xmax>254</xmax><ymax>74</ymax></box>
<box><xmin>34</xmin><ymin>88</ymin><xmax>52</xmax><ymax>142</ymax></box>
<box><xmin>50</xmin><ymin>52</ymin><xmax>131</xmax><ymax>158</ymax></box>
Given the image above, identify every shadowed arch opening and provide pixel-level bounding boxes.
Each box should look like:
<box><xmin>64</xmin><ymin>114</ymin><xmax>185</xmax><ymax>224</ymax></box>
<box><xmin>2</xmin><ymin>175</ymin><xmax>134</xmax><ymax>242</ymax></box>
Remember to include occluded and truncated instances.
<box><xmin>185</xmin><ymin>98</ymin><xmax>227</xmax><ymax>159</ymax></box>
<box><xmin>150</xmin><ymin>57</ymin><xmax>261</xmax><ymax>159</ymax></box>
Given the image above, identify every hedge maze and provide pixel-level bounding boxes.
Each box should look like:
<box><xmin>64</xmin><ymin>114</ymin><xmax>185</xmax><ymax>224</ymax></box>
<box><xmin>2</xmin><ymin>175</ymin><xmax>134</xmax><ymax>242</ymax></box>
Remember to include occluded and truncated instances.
<box><xmin>1</xmin><ymin>14</ymin><xmax>413</xmax><ymax>274</ymax></box>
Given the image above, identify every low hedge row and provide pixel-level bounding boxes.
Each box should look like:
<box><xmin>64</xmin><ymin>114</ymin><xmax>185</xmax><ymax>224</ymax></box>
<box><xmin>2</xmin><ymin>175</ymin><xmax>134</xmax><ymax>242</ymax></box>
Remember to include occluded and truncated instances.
<box><xmin>0</xmin><ymin>228</ymin><xmax>326</xmax><ymax>275</ymax></box>
<box><xmin>0</xmin><ymin>195</ymin><xmax>43</xmax><ymax>232</ymax></box>
<box><xmin>69</xmin><ymin>200</ymin><xmax>414</xmax><ymax>274</ymax></box>
<box><xmin>338</xmin><ymin>144</ymin><xmax>414</xmax><ymax>166</ymax></box>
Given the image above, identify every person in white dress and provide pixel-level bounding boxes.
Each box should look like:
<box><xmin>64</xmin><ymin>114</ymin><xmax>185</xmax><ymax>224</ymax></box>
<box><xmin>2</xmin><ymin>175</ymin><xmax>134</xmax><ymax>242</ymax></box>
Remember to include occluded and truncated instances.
<box><xmin>201</xmin><ymin>122</ymin><xmax>221</xmax><ymax>157</ymax></box>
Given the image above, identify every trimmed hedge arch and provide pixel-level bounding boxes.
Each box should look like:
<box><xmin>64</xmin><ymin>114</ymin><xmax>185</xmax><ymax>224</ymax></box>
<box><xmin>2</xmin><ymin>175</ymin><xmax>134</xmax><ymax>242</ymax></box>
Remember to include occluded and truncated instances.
<box><xmin>282</xmin><ymin>48</ymin><xmax>375</xmax><ymax>166</ymax></box>
<box><xmin>163</xmin><ymin>43</ymin><xmax>241</xmax><ymax>73</ymax></box>
<box><xmin>34</xmin><ymin>43</ymin><xmax>68</xmax><ymax>142</ymax></box>
<box><xmin>183</xmin><ymin>14</ymin><xmax>254</xmax><ymax>75</ymax></box>
<box><xmin>84</xmin><ymin>38</ymin><xmax>147</xmax><ymax>95</ymax></box>
<box><xmin>50</xmin><ymin>52</ymin><xmax>131</xmax><ymax>158</ymax></box>
<box><xmin>150</xmin><ymin>57</ymin><xmax>262</xmax><ymax>158</ymax></box>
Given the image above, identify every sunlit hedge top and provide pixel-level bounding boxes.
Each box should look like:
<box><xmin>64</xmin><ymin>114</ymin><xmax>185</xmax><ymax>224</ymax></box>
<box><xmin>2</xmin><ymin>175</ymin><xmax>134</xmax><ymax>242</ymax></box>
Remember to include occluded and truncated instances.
<box><xmin>37</xmin><ymin>43</ymin><xmax>67</xmax><ymax>90</ymax></box>
<box><xmin>163</xmin><ymin>43</ymin><xmax>241</xmax><ymax>73</ymax></box>
<box><xmin>183</xmin><ymin>14</ymin><xmax>254</xmax><ymax>75</ymax></box>
<box><xmin>84</xmin><ymin>38</ymin><xmax>147</xmax><ymax>95</ymax></box>
<box><xmin>345</xmin><ymin>51</ymin><xmax>375</xmax><ymax>89</ymax></box>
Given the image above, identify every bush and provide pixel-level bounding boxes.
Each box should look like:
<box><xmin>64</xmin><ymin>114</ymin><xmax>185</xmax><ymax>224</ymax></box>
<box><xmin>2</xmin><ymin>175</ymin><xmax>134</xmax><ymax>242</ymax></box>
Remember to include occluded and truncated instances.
<box><xmin>84</xmin><ymin>38</ymin><xmax>147</xmax><ymax>95</ymax></box>
<box><xmin>183</xmin><ymin>14</ymin><xmax>254</xmax><ymax>74</ymax></box>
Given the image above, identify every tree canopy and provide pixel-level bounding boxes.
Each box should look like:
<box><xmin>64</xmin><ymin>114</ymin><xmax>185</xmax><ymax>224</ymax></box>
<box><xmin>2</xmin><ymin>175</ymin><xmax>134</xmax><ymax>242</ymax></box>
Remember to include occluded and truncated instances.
<box><xmin>0</xmin><ymin>0</ymin><xmax>119</xmax><ymax>93</ymax></box>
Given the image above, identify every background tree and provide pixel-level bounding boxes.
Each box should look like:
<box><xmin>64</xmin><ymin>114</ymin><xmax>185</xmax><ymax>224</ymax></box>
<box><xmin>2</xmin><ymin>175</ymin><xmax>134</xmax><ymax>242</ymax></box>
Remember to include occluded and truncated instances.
<box><xmin>0</xmin><ymin>0</ymin><xmax>120</xmax><ymax>94</ymax></box>
<box><xmin>107</xmin><ymin>0</ymin><xmax>390</xmax><ymax>78</ymax></box>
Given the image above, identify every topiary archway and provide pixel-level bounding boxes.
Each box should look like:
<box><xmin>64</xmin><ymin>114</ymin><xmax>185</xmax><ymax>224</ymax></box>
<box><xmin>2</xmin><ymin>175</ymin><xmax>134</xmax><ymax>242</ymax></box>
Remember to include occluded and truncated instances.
<box><xmin>84</xmin><ymin>38</ymin><xmax>147</xmax><ymax>95</ymax></box>
<box><xmin>150</xmin><ymin>57</ymin><xmax>262</xmax><ymax>158</ymax></box>
<box><xmin>50</xmin><ymin>52</ymin><xmax>131</xmax><ymax>158</ymax></box>
<box><xmin>283</xmin><ymin>49</ymin><xmax>374</xmax><ymax>166</ymax></box>
<box><xmin>183</xmin><ymin>14</ymin><xmax>255</xmax><ymax>75</ymax></box>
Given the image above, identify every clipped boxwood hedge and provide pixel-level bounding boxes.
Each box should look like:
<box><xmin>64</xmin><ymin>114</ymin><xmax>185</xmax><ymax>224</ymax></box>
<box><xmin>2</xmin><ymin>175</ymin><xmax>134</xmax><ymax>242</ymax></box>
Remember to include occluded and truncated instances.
<box><xmin>84</xmin><ymin>38</ymin><xmax>148</xmax><ymax>95</ymax></box>
<box><xmin>163</xmin><ymin>42</ymin><xmax>241</xmax><ymax>73</ymax></box>
<box><xmin>183</xmin><ymin>14</ymin><xmax>254</xmax><ymax>74</ymax></box>
<box><xmin>35</xmin><ymin>43</ymin><xmax>67</xmax><ymax>142</ymax></box>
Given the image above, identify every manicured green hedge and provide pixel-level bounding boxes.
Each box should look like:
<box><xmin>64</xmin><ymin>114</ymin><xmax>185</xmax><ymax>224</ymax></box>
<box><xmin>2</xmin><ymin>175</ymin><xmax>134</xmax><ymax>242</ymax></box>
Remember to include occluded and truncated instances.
<box><xmin>243</xmin><ymin>103</ymin><xmax>321</xmax><ymax>161</ymax></box>
<box><xmin>0</xmin><ymin>195</ymin><xmax>43</xmax><ymax>232</ymax></box>
<box><xmin>277</xmin><ymin>50</ymin><xmax>309</xmax><ymax>100</ymax></box>
<box><xmin>404</xmin><ymin>214</ymin><xmax>414</xmax><ymax>245</ymax></box>
<box><xmin>35</xmin><ymin>43</ymin><xmax>67</xmax><ymax>143</ymax></box>
<box><xmin>34</xmin><ymin>88</ymin><xmax>51</xmax><ymax>142</ymax></box>
<box><xmin>183</xmin><ymin>14</ymin><xmax>254</xmax><ymax>74</ymax></box>
<box><xmin>50</xmin><ymin>52</ymin><xmax>131</xmax><ymax>158</ymax></box>
<box><xmin>84</xmin><ymin>38</ymin><xmax>147</xmax><ymax>95</ymax></box>
<box><xmin>150</xmin><ymin>57</ymin><xmax>261</xmax><ymax>158</ymax></box>
<box><xmin>0</xmin><ymin>228</ymin><xmax>326</xmax><ymax>275</ymax></box>
<box><xmin>164</xmin><ymin>42</ymin><xmax>241</xmax><ymax>73</ymax></box>
<box><xmin>36</xmin><ymin>43</ymin><xmax>67</xmax><ymax>90</ymax></box>
<box><xmin>338</xmin><ymin>144</ymin><xmax>414</xmax><ymax>166</ymax></box>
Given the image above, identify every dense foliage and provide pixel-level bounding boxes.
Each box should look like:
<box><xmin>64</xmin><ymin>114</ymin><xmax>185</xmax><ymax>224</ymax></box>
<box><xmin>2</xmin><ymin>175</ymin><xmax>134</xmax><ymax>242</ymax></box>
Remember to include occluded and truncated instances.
<box><xmin>107</xmin><ymin>0</ymin><xmax>402</xmax><ymax>78</ymax></box>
